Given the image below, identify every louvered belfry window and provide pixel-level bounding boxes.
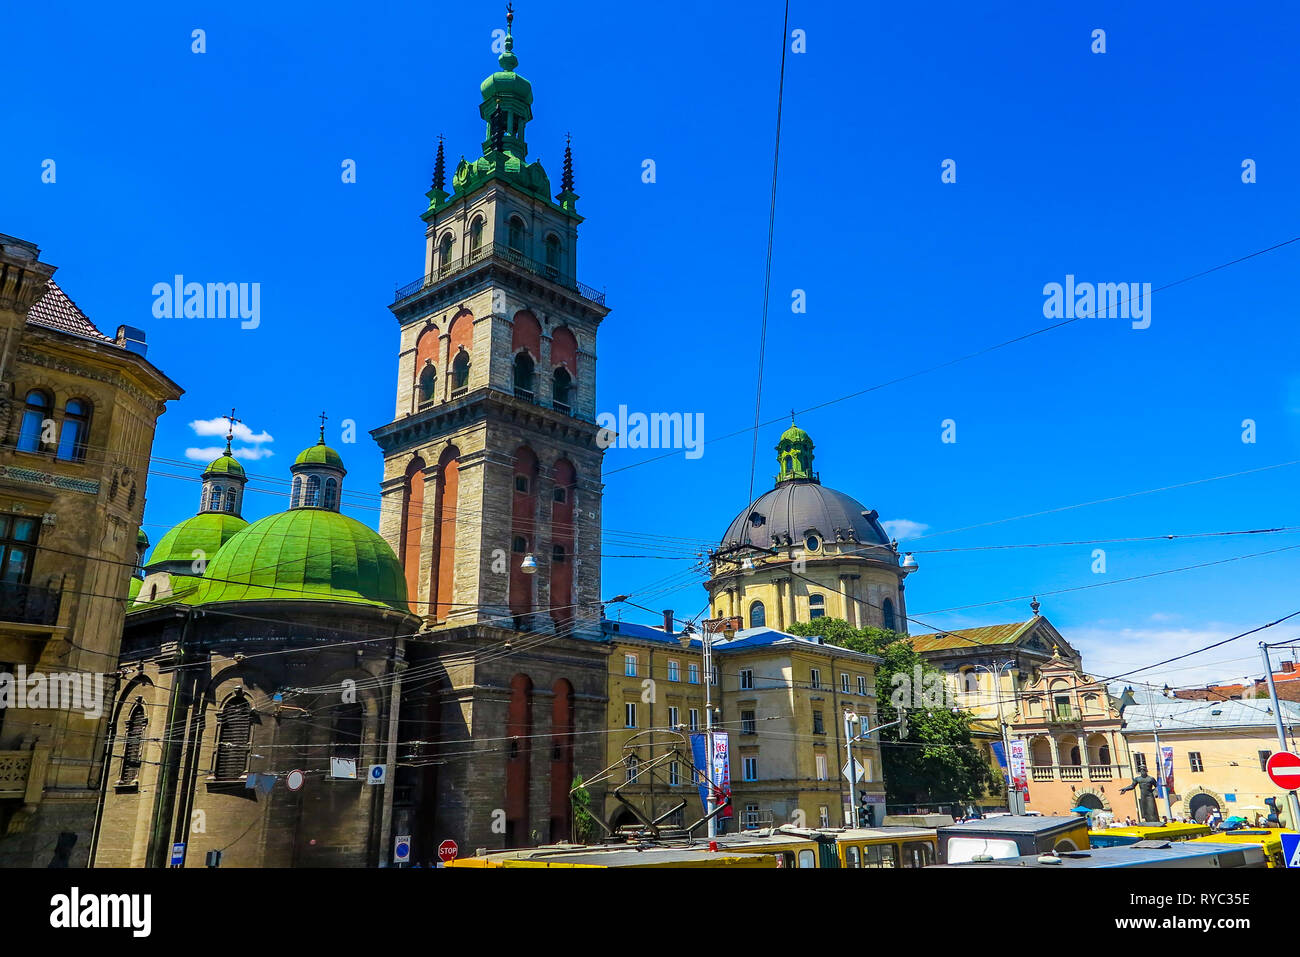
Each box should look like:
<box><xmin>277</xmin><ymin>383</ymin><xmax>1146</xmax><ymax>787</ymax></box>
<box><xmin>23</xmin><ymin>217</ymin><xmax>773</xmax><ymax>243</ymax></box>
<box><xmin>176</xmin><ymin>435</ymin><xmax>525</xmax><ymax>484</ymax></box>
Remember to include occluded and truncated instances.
<box><xmin>120</xmin><ymin>702</ymin><xmax>147</xmax><ymax>784</ymax></box>
<box><xmin>215</xmin><ymin>695</ymin><xmax>252</xmax><ymax>779</ymax></box>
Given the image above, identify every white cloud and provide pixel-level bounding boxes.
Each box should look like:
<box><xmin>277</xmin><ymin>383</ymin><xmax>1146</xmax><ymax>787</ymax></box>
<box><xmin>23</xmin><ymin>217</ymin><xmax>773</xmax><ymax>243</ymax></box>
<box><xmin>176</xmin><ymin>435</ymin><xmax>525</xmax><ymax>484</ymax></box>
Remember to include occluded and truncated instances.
<box><xmin>881</xmin><ymin>519</ymin><xmax>928</xmax><ymax>541</ymax></box>
<box><xmin>185</xmin><ymin>446</ymin><xmax>276</xmax><ymax>462</ymax></box>
<box><xmin>188</xmin><ymin>417</ymin><xmax>274</xmax><ymax>445</ymax></box>
<box><xmin>1067</xmin><ymin>622</ymin><xmax>1268</xmax><ymax>690</ymax></box>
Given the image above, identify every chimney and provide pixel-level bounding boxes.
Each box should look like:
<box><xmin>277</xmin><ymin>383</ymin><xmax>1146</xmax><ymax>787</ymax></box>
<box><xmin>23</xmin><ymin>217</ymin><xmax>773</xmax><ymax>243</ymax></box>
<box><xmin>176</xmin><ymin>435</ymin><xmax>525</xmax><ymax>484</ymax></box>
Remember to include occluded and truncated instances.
<box><xmin>1282</xmin><ymin>660</ymin><xmax>1296</xmax><ymax>674</ymax></box>
<box><xmin>662</xmin><ymin>609</ymin><xmax>674</xmax><ymax>635</ymax></box>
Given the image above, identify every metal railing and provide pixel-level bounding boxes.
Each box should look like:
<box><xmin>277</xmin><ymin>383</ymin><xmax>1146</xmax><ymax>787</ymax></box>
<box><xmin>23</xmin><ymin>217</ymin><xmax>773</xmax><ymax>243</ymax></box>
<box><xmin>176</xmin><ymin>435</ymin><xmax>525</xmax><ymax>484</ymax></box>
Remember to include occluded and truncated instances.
<box><xmin>0</xmin><ymin>579</ymin><xmax>62</xmax><ymax>626</ymax></box>
<box><xmin>394</xmin><ymin>241</ymin><xmax>607</xmax><ymax>306</ymax></box>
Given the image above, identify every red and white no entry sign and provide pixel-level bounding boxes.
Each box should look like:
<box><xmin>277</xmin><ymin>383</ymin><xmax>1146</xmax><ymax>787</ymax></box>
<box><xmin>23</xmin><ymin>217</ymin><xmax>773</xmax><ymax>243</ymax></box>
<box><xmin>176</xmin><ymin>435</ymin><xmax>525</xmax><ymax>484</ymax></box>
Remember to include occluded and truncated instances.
<box><xmin>1266</xmin><ymin>751</ymin><xmax>1300</xmax><ymax>790</ymax></box>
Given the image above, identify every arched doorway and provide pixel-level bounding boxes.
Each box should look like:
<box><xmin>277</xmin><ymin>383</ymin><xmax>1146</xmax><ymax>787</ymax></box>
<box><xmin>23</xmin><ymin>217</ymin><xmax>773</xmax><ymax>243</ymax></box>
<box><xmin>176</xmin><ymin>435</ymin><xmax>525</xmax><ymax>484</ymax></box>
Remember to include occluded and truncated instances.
<box><xmin>1188</xmin><ymin>792</ymin><xmax>1222</xmax><ymax>824</ymax></box>
<box><xmin>1075</xmin><ymin>792</ymin><xmax>1104</xmax><ymax>811</ymax></box>
<box><xmin>609</xmin><ymin>807</ymin><xmax>638</xmax><ymax>831</ymax></box>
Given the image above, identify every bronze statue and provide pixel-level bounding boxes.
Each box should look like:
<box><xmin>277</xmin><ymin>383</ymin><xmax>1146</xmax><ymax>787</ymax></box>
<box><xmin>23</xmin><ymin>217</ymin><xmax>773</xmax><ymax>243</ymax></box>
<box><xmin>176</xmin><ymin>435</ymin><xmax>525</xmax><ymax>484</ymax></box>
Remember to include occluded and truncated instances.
<box><xmin>1119</xmin><ymin>773</ymin><xmax>1160</xmax><ymax>823</ymax></box>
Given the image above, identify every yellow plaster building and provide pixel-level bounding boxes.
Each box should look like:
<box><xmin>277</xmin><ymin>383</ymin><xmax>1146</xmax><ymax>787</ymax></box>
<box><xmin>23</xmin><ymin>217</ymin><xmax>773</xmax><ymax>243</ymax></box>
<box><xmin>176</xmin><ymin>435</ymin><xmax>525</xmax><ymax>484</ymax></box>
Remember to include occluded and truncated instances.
<box><xmin>0</xmin><ymin>233</ymin><xmax>181</xmax><ymax>866</ymax></box>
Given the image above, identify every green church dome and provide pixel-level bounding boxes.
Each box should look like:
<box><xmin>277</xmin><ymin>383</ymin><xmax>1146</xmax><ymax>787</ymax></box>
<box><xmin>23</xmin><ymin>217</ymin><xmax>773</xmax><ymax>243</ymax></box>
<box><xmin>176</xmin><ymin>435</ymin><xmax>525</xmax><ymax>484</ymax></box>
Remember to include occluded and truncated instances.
<box><xmin>203</xmin><ymin>454</ymin><xmax>246</xmax><ymax>478</ymax></box>
<box><xmin>195</xmin><ymin>509</ymin><xmax>408</xmax><ymax>611</ymax></box>
<box><xmin>147</xmin><ymin>512</ymin><xmax>250</xmax><ymax>569</ymax></box>
<box><xmin>137</xmin><ymin>528</ymin><xmax>150</xmax><ymax>547</ymax></box>
<box><xmin>294</xmin><ymin>442</ymin><xmax>346</xmax><ymax>471</ymax></box>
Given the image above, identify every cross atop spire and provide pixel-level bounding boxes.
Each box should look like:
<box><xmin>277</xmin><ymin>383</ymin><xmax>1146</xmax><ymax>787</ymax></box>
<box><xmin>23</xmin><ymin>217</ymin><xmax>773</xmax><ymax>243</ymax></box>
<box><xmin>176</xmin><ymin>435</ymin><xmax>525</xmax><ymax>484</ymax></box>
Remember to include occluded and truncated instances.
<box><xmin>318</xmin><ymin>410</ymin><xmax>328</xmax><ymax>443</ymax></box>
<box><xmin>223</xmin><ymin>407</ymin><xmax>241</xmax><ymax>455</ymax></box>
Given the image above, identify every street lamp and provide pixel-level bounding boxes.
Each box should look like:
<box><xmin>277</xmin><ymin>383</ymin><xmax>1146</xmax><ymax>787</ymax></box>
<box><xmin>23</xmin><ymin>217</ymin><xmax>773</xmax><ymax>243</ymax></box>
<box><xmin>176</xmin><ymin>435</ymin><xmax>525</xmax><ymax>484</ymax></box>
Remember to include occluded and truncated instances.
<box><xmin>970</xmin><ymin>660</ymin><xmax>1023</xmax><ymax>816</ymax></box>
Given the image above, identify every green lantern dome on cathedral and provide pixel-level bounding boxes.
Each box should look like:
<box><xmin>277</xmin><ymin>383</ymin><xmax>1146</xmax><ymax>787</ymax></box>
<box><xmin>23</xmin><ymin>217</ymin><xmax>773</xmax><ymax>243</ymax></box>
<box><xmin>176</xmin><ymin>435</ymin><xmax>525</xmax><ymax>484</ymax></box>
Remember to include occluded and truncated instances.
<box><xmin>203</xmin><ymin>454</ymin><xmax>246</xmax><ymax>478</ymax></box>
<box><xmin>146</xmin><ymin>512</ymin><xmax>250</xmax><ymax>570</ymax></box>
<box><xmin>479</xmin><ymin>9</ymin><xmax>533</xmax><ymax>106</ymax></box>
<box><xmin>775</xmin><ymin>419</ymin><xmax>816</xmax><ymax>484</ymax></box>
<box><xmin>294</xmin><ymin>440</ymin><xmax>346</xmax><ymax>471</ymax></box>
<box><xmin>194</xmin><ymin>509</ymin><xmax>408</xmax><ymax>611</ymax></box>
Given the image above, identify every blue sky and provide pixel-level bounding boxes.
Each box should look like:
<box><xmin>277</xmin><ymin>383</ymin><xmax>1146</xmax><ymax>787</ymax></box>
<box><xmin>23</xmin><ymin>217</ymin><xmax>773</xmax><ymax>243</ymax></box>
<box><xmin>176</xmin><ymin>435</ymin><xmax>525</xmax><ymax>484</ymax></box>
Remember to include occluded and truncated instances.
<box><xmin>6</xmin><ymin>0</ymin><xmax>1300</xmax><ymax>688</ymax></box>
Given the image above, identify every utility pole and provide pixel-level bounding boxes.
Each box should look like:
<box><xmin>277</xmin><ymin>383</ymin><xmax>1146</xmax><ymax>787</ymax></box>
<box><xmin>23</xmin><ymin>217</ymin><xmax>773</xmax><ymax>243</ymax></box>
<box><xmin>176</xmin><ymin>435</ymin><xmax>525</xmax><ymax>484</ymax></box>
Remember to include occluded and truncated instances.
<box><xmin>1261</xmin><ymin>641</ymin><xmax>1300</xmax><ymax>829</ymax></box>
<box><xmin>702</xmin><ymin>621</ymin><xmax>717</xmax><ymax>838</ymax></box>
<box><xmin>844</xmin><ymin>711</ymin><xmax>859</xmax><ymax>827</ymax></box>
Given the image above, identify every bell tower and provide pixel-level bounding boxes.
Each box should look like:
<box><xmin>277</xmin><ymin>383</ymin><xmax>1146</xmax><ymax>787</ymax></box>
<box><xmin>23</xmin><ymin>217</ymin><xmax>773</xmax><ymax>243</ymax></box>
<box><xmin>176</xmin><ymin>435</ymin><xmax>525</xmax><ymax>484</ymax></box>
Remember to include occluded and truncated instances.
<box><xmin>372</xmin><ymin>9</ymin><xmax>609</xmax><ymax>639</ymax></box>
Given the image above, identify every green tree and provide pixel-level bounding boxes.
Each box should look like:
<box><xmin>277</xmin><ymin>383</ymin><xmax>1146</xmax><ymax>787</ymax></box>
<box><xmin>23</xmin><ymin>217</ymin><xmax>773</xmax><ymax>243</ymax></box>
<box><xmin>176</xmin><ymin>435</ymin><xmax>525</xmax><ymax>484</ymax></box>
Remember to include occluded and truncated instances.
<box><xmin>570</xmin><ymin>774</ymin><xmax>599</xmax><ymax>843</ymax></box>
<box><xmin>788</xmin><ymin>619</ymin><xmax>1000</xmax><ymax>809</ymax></box>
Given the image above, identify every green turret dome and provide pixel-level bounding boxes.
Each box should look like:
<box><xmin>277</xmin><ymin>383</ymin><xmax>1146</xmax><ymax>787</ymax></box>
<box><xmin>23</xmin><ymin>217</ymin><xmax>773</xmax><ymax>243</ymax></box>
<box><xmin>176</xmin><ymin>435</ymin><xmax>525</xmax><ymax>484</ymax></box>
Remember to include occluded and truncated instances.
<box><xmin>480</xmin><ymin>24</ymin><xmax>532</xmax><ymax>105</ymax></box>
<box><xmin>294</xmin><ymin>442</ymin><xmax>346</xmax><ymax>471</ymax></box>
<box><xmin>147</xmin><ymin>512</ymin><xmax>250</xmax><ymax>569</ymax></box>
<box><xmin>203</xmin><ymin>454</ymin><xmax>246</xmax><ymax>478</ymax></box>
<box><xmin>194</xmin><ymin>509</ymin><xmax>408</xmax><ymax>612</ymax></box>
<box><xmin>137</xmin><ymin>528</ymin><xmax>150</xmax><ymax>548</ymax></box>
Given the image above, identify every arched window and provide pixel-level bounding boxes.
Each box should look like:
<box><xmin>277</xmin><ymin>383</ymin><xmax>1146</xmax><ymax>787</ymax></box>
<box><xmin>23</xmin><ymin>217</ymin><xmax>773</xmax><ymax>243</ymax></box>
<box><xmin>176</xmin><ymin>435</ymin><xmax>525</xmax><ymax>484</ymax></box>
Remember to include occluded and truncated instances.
<box><xmin>57</xmin><ymin>398</ymin><xmax>91</xmax><ymax>462</ymax></box>
<box><xmin>120</xmin><ymin>701</ymin><xmax>147</xmax><ymax>784</ymax></box>
<box><xmin>304</xmin><ymin>475</ymin><xmax>321</xmax><ymax>507</ymax></box>
<box><xmin>214</xmin><ymin>694</ymin><xmax>252</xmax><ymax>780</ymax></box>
<box><xmin>438</xmin><ymin>233</ymin><xmax>454</xmax><ymax>274</ymax></box>
<box><xmin>17</xmin><ymin>390</ymin><xmax>51</xmax><ymax>452</ymax></box>
<box><xmin>512</xmin><ymin>535</ymin><xmax>527</xmax><ymax>553</ymax></box>
<box><xmin>513</xmin><ymin>352</ymin><xmax>534</xmax><ymax>397</ymax></box>
<box><xmin>882</xmin><ymin>597</ymin><xmax>897</xmax><ymax>632</ymax></box>
<box><xmin>209</xmin><ymin>485</ymin><xmax>224</xmax><ymax>511</ymax></box>
<box><xmin>749</xmin><ymin>600</ymin><xmax>766</xmax><ymax>628</ymax></box>
<box><xmin>224</xmin><ymin>487</ymin><xmax>237</xmax><ymax>513</ymax></box>
<box><xmin>291</xmin><ymin>476</ymin><xmax>303</xmax><ymax>508</ymax></box>
<box><xmin>507</xmin><ymin>216</ymin><xmax>525</xmax><ymax>254</ymax></box>
<box><xmin>552</xmin><ymin>543</ymin><xmax>566</xmax><ymax>563</ymax></box>
<box><xmin>553</xmin><ymin>367</ymin><xmax>572</xmax><ymax>411</ymax></box>
<box><xmin>419</xmin><ymin>365</ymin><xmax>437</xmax><ymax>403</ymax></box>
<box><xmin>332</xmin><ymin>701</ymin><xmax>363</xmax><ymax>762</ymax></box>
<box><xmin>544</xmin><ymin>234</ymin><xmax>561</xmax><ymax>278</ymax></box>
<box><xmin>452</xmin><ymin>350</ymin><xmax>470</xmax><ymax>392</ymax></box>
<box><xmin>469</xmin><ymin>216</ymin><xmax>485</xmax><ymax>255</ymax></box>
<box><xmin>809</xmin><ymin>594</ymin><xmax>825</xmax><ymax>620</ymax></box>
<box><xmin>324</xmin><ymin>478</ymin><xmax>338</xmax><ymax>511</ymax></box>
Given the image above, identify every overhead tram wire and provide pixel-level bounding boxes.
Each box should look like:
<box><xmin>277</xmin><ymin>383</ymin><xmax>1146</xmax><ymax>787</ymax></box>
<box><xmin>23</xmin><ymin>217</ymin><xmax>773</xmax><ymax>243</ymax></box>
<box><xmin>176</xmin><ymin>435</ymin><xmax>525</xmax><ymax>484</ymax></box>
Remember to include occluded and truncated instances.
<box><xmin>745</xmin><ymin>0</ymin><xmax>790</xmax><ymax>507</ymax></box>
<box><xmin>604</xmin><ymin>234</ymin><xmax>1300</xmax><ymax>478</ymax></box>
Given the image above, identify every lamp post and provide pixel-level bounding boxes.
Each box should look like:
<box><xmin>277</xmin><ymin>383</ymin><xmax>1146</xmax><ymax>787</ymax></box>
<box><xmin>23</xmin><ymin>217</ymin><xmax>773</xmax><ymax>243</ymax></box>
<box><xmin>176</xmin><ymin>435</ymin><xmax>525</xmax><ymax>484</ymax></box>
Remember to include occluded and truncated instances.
<box><xmin>1151</xmin><ymin>720</ymin><xmax>1174</xmax><ymax>822</ymax></box>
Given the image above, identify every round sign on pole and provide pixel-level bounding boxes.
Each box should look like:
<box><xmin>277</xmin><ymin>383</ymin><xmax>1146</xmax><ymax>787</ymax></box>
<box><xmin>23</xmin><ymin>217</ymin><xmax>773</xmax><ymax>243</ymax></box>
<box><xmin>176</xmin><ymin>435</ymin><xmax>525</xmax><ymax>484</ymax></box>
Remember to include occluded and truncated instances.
<box><xmin>438</xmin><ymin>839</ymin><xmax>458</xmax><ymax>863</ymax></box>
<box><xmin>1266</xmin><ymin>751</ymin><xmax>1300</xmax><ymax>790</ymax></box>
<box><xmin>286</xmin><ymin>769</ymin><xmax>305</xmax><ymax>792</ymax></box>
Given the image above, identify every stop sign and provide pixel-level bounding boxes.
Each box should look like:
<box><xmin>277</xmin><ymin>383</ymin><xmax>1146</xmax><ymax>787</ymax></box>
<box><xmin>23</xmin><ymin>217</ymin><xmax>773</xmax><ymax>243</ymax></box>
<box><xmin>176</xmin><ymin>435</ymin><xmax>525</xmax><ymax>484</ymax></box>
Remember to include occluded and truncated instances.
<box><xmin>1266</xmin><ymin>751</ymin><xmax>1300</xmax><ymax>790</ymax></box>
<box><xmin>438</xmin><ymin>839</ymin><xmax>459</xmax><ymax>863</ymax></box>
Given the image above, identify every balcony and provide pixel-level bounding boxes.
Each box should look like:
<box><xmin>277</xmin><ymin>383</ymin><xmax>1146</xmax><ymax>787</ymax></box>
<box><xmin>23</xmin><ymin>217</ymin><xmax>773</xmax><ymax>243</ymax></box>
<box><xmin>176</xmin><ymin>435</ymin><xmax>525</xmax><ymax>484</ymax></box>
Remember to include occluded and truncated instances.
<box><xmin>1044</xmin><ymin>707</ymin><xmax>1083</xmax><ymax>725</ymax></box>
<box><xmin>1059</xmin><ymin>765</ymin><xmax>1084</xmax><ymax>782</ymax></box>
<box><xmin>1030</xmin><ymin>766</ymin><xmax>1054</xmax><ymax>783</ymax></box>
<box><xmin>394</xmin><ymin>241</ymin><xmax>607</xmax><ymax>307</ymax></box>
<box><xmin>0</xmin><ymin>579</ymin><xmax>62</xmax><ymax>626</ymax></box>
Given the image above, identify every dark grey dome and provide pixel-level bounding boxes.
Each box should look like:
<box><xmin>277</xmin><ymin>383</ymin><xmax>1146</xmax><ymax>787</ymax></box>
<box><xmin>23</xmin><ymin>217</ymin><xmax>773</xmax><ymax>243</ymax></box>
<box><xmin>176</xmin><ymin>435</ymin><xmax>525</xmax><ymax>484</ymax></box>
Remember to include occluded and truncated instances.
<box><xmin>720</xmin><ymin>479</ymin><xmax>892</xmax><ymax>549</ymax></box>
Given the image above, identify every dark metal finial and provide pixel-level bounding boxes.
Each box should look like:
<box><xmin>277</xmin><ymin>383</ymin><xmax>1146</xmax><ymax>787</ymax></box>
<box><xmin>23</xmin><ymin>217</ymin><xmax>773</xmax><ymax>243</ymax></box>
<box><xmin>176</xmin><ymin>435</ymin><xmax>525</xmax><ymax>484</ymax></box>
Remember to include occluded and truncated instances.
<box><xmin>560</xmin><ymin>132</ymin><xmax>574</xmax><ymax>194</ymax></box>
<box><xmin>433</xmin><ymin>134</ymin><xmax>446</xmax><ymax>192</ymax></box>
<box><xmin>318</xmin><ymin>410</ymin><xmax>328</xmax><ymax>443</ymax></box>
<box><xmin>223</xmin><ymin>407</ymin><xmax>241</xmax><ymax>455</ymax></box>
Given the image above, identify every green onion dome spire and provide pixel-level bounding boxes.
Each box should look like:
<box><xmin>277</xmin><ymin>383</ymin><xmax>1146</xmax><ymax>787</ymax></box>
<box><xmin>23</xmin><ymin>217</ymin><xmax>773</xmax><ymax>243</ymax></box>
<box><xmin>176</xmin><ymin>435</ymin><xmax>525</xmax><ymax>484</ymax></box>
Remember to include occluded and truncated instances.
<box><xmin>478</xmin><ymin>5</ymin><xmax>533</xmax><ymax>160</ymax></box>
<box><xmin>194</xmin><ymin>509</ymin><xmax>409</xmax><ymax>612</ymax></box>
<box><xmin>291</xmin><ymin>415</ymin><xmax>346</xmax><ymax>511</ymax></box>
<box><xmin>145</xmin><ymin>512</ymin><xmax>250</xmax><ymax>574</ymax></box>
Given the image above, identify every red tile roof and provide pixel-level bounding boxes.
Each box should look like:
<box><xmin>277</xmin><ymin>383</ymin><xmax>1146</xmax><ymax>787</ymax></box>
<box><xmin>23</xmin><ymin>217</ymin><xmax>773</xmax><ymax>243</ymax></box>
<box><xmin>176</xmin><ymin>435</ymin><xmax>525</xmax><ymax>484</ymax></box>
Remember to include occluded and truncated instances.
<box><xmin>26</xmin><ymin>280</ymin><xmax>114</xmax><ymax>344</ymax></box>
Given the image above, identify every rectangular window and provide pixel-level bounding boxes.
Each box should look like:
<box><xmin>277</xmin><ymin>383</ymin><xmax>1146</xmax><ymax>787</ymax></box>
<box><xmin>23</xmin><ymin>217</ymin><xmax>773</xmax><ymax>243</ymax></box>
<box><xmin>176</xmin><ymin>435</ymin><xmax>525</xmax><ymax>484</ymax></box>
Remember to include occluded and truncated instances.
<box><xmin>624</xmin><ymin>653</ymin><xmax>637</xmax><ymax>677</ymax></box>
<box><xmin>857</xmin><ymin>675</ymin><xmax>867</xmax><ymax>696</ymax></box>
<box><xmin>862</xmin><ymin>758</ymin><xmax>874</xmax><ymax>782</ymax></box>
<box><xmin>710</xmin><ymin>665</ymin><xmax>718</xmax><ymax>686</ymax></box>
<box><xmin>743</xmin><ymin>804</ymin><xmax>759</xmax><ymax>829</ymax></box>
<box><xmin>740</xmin><ymin>668</ymin><xmax>754</xmax><ymax>690</ymax></box>
<box><xmin>667</xmin><ymin>706</ymin><xmax>680</xmax><ymax>728</ymax></box>
<box><xmin>625</xmin><ymin>703</ymin><xmax>636</xmax><ymax>728</ymax></box>
<box><xmin>816</xmin><ymin>753</ymin><xmax>828</xmax><ymax>781</ymax></box>
<box><xmin>667</xmin><ymin>660</ymin><xmax>680</xmax><ymax>682</ymax></box>
<box><xmin>689</xmin><ymin>708</ymin><xmax>699</xmax><ymax>731</ymax></box>
<box><xmin>813</xmin><ymin>710</ymin><xmax>825</xmax><ymax>735</ymax></box>
<box><xmin>1259</xmin><ymin>750</ymin><xmax>1272</xmax><ymax>772</ymax></box>
<box><xmin>818</xmin><ymin>805</ymin><xmax>830</xmax><ymax>828</ymax></box>
<box><xmin>669</xmin><ymin>761</ymin><xmax>680</xmax><ymax>786</ymax></box>
<box><xmin>1133</xmin><ymin>752</ymin><xmax>1147</xmax><ymax>774</ymax></box>
<box><xmin>743</xmin><ymin>757</ymin><xmax>758</xmax><ymax>781</ymax></box>
<box><xmin>841</xmin><ymin>673</ymin><xmax>851</xmax><ymax>694</ymax></box>
<box><xmin>810</xmin><ymin>668</ymin><xmax>821</xmax><ymax>690</ymax></box>
<box><xmin>0</xmin><ymin>514</ymin><xmax>40</xmax><ymax>586</ymax></box>
<box><xmin>1189</xmin><ymin>751</ymin><xmax>1204</xmax><ymax>773</ymax></box>
<box><xmin>741</xmin><ymin>710</ymin><xmax>756</xmax><ymax>735</ymax></box>
<box><xmin>688</xmin><ymin>663</ymin><xmax>700</xmax><ymax>684</ymax></box>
